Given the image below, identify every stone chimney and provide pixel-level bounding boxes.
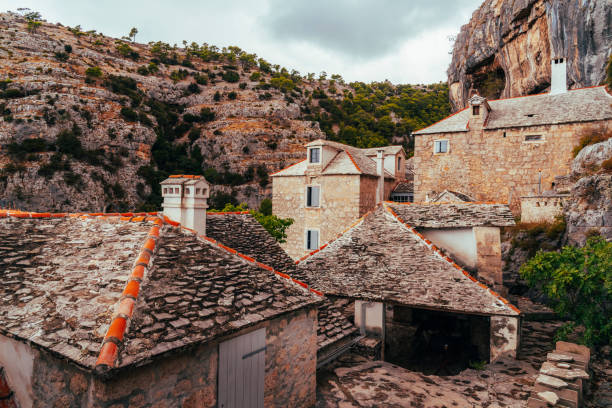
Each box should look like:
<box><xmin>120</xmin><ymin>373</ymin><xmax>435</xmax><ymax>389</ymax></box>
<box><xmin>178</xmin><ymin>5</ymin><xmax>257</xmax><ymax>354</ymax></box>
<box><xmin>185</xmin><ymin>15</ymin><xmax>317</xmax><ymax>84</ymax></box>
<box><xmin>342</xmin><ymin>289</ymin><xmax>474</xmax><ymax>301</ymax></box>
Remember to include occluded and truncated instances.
<box><xmin>375</xmin><ymin>150</ymin><xmax>384</xmax><ymax>203</ymax></box>
<box><xmin>550</xmin><ymin>57</ymin><xmax>567</xmax><ymax>95</ymax></box>
<box><xmin>161</xmin><ymin>175</ymin><xmax>210</xmax><ymax>235</ymax></box>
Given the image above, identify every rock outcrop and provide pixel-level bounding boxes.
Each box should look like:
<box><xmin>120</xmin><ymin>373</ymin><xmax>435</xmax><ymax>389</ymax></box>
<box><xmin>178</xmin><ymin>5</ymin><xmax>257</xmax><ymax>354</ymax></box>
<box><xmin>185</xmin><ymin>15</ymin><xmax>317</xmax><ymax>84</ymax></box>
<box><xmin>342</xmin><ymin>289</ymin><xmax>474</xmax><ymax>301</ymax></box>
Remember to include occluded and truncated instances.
<box><xmin>0</xmin><ymin>12</ymin><xmax>327</xmax><ymax>212</ymax></box>
<box><xmin>564</xmin><ymin>138</ymin><xmax>612</xmax><ymax>245</ymax></box>
<box><xmin>448</xmin><ymin>0</ymin><xmax>611</xmax><ymax>111</ymax></box>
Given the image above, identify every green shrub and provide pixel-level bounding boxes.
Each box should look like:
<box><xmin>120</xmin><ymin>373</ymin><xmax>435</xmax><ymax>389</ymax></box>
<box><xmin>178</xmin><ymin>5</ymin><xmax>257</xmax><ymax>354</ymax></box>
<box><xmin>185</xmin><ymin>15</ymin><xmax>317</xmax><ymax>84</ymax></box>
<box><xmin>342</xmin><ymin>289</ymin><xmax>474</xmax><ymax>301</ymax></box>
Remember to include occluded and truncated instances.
<box><xmin>188</xmin><ymin>128</ymin><xmax>200</xmax><ymax>143</ymax></box>
<box><xmin>194</xmin><ymin>74</ymin><xmax>208</xmax><ymax>85</ymax></box>
<box><xmin>115</xmin><ymin>42</ymin><xmax>139</xmax><ymax>60</ymax></box>
<box><xmin>85</xmin><ymin>66</ymin><xmax>103</xmax><ymax>78</ymax></box>
<box><xmin>209</xmin><ymin>202</ymin><xmax>293</xmax><ymax>243</ymax></box>
<box><xmin>137</xmin><ymin>66</ymin><xmax>149</xmax><ymax>75</ymax></box>
<box><xmin>186</xmin><ymin>82</ymin><xmax>200</xmax><ymax>94</ymax></box>
<box><xmin>228</xmin><ymin>91</ymin><xmax>237</xmax><ymax>100</ymax></box>
<box><xmin>1</xmin><ymin>88</ymin><xmax>25</xmax><ymax>99</ymax></box>
<box><xmin>249</xmin><ymin>72</ymin><xmax>261</xmax><ymax>81</ymax></box>
<box><xmin>222</xmin><ymin>70</ymin><xmax>240</xmax><ymax>83</ymax></box>
<box><xmin>200</xmin><ymin>108</ymin><xmax>215</xmax><ymax>122</ymax></box>
<box><xmin>54</xmin><ymin>51</ymin><xmax>69</xmax><ymax>62</ymax></box>
<box><xmin>64</xmin><ymin>44</ymin><xmax>72</xmax><ymax>53</ymax></box>
<box><xmin>213</xmin><ymin>91</ymin><xmax>221</xmax><ymax>102</ymax></box>
<box><xmin>572</xmin><ymin>129</ymin><xmax>611</xmax><ymax>157</ymax></box>
<box><xmin>56</xmin><ymin>125</ymin><xmax>83</xmax><ymax>156</ymax></box>
<box><xmin>120</xmin><ymin>107</ymin><xmax>138</xmax><ymax>121</ymax></box>
<box><xmin>520</xmin><ymin>236</ymin><xmax>612</xmax><ymax>347</ymax></box>
<box><xmin>239</xmin><ymin>82</ymin><xmax>247</xmax><ymax>90</ymax></box>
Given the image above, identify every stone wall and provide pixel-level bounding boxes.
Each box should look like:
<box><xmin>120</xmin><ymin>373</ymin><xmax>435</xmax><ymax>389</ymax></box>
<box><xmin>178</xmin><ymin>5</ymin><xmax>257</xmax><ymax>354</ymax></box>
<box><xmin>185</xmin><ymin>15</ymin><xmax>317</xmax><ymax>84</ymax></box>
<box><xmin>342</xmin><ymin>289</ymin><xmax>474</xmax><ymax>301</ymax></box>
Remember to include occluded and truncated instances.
<box><xmin>0</xmin><ymin>307</ymin><xmax>318</xmax><ymax>408</ymax></box>
<box><xmin>520</xmin><ymin>195</ymin><xmax>568</xmax><ymax>223</ymax></box>
<box><xmin>358</xmin><ymin>176</ymin><xmax>395</xmax><ymax>215</ymax></box>
<box><xmin>490</xmin><ymin>316</ymin><xmax>520</xmax><ymax>361</ymax></box>
<box><xmin>413</xmin><ymin>121</ymin><xmax>612</xmax><ymax>212</ymax></box>
<box><xmin>474</xmin><ymin>226</ymin><xmax>503</xmax><ymax>288</ymax></box>
<box><xmin>273</xmin><ymin>175</ymin><xmax>361</xmax><ymax>259</ymax></box>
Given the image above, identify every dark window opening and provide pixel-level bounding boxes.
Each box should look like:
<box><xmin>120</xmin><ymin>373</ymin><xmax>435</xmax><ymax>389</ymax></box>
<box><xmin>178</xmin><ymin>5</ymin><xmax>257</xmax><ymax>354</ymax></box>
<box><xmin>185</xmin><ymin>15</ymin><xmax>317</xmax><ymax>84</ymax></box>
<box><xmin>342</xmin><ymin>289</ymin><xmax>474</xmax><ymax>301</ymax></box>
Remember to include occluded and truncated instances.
<box><xmin>397</xmin><ymin>157</ymin><xmax>401</xmax><ymax>171</ymax></box>
<box><xmin>385</xmin><ymin>307</ymin><xmax>490</xmax><ymax>375</ymax></box>
<box><xmin>309</xmin><ymin>147</ymin><xmax>321</xmax><ymax>164</ymax></box>
<box><xmin>525</xmin><ymin>135</ymin><xmax>543</xmax><ymax>141</ymax></box>
<box><xmin>306</xmin><ymin>186</ymin><xmax>320</xmax><ymax>207</ymax></box>
<box><xmin>472</xmin><ymin>105</ymin><xmax>480</xmax><ymax>116</ymax></box>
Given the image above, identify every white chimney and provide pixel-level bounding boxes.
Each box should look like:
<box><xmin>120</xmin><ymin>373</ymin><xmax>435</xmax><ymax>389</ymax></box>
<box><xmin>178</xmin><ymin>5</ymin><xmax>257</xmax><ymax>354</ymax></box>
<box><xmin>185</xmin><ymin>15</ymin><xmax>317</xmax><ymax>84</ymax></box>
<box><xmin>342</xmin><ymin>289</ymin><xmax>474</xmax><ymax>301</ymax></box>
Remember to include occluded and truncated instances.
<box><xmin>550</xmin><ymin>57</ymin><xmax>567</xmax><ymax>95</ymax></box>
<box><xmin>161</xmin><ymin>175</ymin><xmax>210</xmax><ymax>235</ymax></box>
<box><xmin>375</xmin><ymin>150</ymin><xmax>384</xmax><ymax>203</ymax></box>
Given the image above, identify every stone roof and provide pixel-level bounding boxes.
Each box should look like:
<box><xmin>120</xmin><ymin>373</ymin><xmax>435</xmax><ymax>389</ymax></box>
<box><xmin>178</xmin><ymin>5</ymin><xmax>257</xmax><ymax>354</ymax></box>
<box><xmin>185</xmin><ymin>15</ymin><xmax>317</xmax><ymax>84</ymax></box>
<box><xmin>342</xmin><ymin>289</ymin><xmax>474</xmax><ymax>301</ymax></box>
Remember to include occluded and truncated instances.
<box><xmin>386</xmin><ymin>202</ymin><xmax>515</xmax><ymax>228</ymax></box>
<box><xmin>273</xmin><ymin>140</ymin><xmax>396</xmax><ymax>178</ymax></box>
<box><xmin>414</xmin><ymin>86</ymin><xmax>612</xmax><ymax>135</ymax></box>
<box><xmin>295</xmin><ymin>204</ymin><xmax>519</xmax><ymax>316</ymax></box>
<box><xmin>429</xmin><ymin>190</ymin><xmax>474</xmax><ymax>203</ymax></box>
<box><xmin>0</xmin><ymin>210</ymin><xmax>321</xmax><ymax>375</ymax></box>
<box><xmin>361</xmin><ymin>146</ymin><xmax>404</xmax><ymax>156</ymax></box>
<box><xmin>392</xmin><ymin>182</ymin><xmax>414</xmax><ymax>194</ymax></box>
<box><xmin>205</xmin><ymin>212</ymin><xmax>359</xmax><ymax>351</ymax></box>
<box><xmin>160</xmin><ymin>174</ymin><xmax>209</xmax><ymax>186</ymax></box>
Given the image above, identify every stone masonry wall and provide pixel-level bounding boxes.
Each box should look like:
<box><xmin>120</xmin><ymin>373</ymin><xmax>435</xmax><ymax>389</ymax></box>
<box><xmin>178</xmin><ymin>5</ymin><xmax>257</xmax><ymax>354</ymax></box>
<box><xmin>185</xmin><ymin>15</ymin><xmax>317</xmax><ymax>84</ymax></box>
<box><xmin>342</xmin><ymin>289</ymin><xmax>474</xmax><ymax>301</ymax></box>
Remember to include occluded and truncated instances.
<box><xmin>490</xmin><ymin>316</ymin><xmax>520</xmax><ymax>361</ymax></box>
<box><xmin>413</xmin><ymin>121</ymin><xmax>612</xmax><ymax>212</ymax></box>
<box><xmin>273</xmin><ymin>175</ymin><xmax>361</xmax><ymax>259</ymax></box>
<box><xmin>359</xmin><ymin>176</ymin><xmax>396</xmax><ymax>215</ymax></box>
<box><xmin>264</xmin><ymin>307</ymin><xmax>318</xmax><ymax>408</ymax></box>
<box><xmin>474</xmin><ymin>226</ymin><xmax>503</xmax><ymax>289</ymax></box>
<box><xmin>1</xmin><ymin>308</ymin><xmax>317</xmax><ymax>408</ymax></box>
<box><xmin>520</xmin><ymin>195</ymin><xmax>568</xmax><ymax>223</ymax></box>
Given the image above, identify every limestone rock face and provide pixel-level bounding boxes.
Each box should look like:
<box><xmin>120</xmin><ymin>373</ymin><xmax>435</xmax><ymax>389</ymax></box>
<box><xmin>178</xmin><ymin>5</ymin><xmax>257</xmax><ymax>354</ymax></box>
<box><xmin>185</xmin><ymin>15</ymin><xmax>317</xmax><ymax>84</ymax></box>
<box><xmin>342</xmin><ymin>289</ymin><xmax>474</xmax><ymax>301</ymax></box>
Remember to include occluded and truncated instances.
<box><xmin>0</xmin><ymin>12</ymin><xmax>326</xmax><ymax>212</ymax></box>
<box><xmin>448</xmin><ymin>0</ymin><xmax>611</xmax><ymax>111</ymax></box>
<box><xmin>564</xmin><ymin>138</ymin><xmax>612</xmax><ymax>245</ymax></box>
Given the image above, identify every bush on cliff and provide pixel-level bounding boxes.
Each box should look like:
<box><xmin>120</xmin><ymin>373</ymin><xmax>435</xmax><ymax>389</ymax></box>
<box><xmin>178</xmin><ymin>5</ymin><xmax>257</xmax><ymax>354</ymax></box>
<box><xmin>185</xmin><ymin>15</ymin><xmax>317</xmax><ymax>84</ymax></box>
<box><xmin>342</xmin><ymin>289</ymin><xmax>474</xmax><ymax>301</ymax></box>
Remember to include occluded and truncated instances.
<box><xmin>519</xmin><ymin>235</ymin><xmax>612</xmax><ymax>347</ymax></box>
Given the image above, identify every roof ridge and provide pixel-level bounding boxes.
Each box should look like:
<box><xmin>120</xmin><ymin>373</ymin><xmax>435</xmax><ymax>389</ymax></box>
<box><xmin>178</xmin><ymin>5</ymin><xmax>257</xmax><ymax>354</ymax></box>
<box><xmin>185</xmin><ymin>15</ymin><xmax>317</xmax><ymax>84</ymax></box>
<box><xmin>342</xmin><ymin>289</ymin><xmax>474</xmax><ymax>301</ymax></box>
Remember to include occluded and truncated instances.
<box><xmin>270</xmin><ymin>159</ymin><xmax>306</xmax><ymax>176</ymax></box>
<box><xmin>206</xmin><ymin>211</ymin><xmax>250</xmax><ymax>215</ymax></box>
<box><xmin>344</xmin><ymin>150</ymin><xmax>362</xmax><ymax>173</ymax></box>
<box><xmin>382</xmin><ymin>203</ymin><xmax>520</xmax><ymax>315</ymax></box>
<box><xmin>295</xmin><ymin>204</ymin><xmax>382</xmax><ymax>265</ymax></box>
<box><xmin>0</xmin><ymin>209</ymin><xmax>159</xmax><ymax>220</ymax></box>
<box><xmin>414</xmin><ymin>106</ymin><xmax>469</xmax><ymax>134</ymax></box>
<box><xmin>95</xmin><ymin>216</ymin><xmax>165</xmax><ymax>373</ymax></box>
<box><xmin>383</xmin><ymin>200</ymin><xmax>507</xmax><ymax>206</ymax></box>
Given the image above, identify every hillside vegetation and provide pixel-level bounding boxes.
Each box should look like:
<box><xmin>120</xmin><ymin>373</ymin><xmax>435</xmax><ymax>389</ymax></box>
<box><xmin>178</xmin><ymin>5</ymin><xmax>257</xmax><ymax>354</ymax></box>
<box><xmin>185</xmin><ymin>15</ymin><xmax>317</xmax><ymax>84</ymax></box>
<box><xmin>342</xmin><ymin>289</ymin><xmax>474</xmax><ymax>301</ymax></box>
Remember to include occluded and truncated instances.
<box><xmin>0</xmin><ymin>10</ymin><xmax>449</xmax><ymax>212</ymax></box>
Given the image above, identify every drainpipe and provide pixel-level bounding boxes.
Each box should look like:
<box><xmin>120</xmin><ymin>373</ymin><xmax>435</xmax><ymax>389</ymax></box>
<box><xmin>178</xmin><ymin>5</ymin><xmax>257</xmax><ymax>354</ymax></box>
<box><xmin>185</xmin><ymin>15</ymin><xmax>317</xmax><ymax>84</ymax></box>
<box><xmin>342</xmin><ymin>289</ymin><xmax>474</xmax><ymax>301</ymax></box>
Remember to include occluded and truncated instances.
<box><xmin>376</xmin><ymin>150</ymin><xmax>384</xmax><ymax>203</ymax></box>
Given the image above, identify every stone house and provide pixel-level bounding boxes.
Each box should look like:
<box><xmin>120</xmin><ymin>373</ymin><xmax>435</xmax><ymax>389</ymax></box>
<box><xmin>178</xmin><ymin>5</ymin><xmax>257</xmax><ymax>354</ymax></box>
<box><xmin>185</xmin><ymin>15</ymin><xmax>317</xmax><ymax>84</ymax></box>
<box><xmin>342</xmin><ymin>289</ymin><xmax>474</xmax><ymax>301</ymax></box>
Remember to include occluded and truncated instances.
<box><xmin>294</xmin><ymin>202</ymin><xmax>521</xmax><ymax>373</ymax></box>
<box><xmin>388</xmin><ymin>202</ymin><xmax>516</xmax><ymax>291</ymax></box>
<box><xmin>0</xmin><ymin>176</ymin><xmax>324</xmax><ymax>407</ymax></box>
<box><xmin>413</xmin><ymin>59</ymin><xmax>612</xmax><ymax>212</ymax></box>
<box><xmin>272</xmin><ymin>139</ymin><xmax>406</xmax><ymax>260</ymax></box>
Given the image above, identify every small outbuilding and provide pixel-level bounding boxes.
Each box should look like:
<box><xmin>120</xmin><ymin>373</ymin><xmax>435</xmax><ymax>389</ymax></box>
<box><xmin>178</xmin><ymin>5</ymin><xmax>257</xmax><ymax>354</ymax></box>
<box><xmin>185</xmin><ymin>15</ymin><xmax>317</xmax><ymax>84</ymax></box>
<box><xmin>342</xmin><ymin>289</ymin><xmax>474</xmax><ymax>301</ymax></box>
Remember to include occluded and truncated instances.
<box><xmin>295</xmin><ymin>203</ymin><xmax>520</xmax><ymax>374</ymax></box>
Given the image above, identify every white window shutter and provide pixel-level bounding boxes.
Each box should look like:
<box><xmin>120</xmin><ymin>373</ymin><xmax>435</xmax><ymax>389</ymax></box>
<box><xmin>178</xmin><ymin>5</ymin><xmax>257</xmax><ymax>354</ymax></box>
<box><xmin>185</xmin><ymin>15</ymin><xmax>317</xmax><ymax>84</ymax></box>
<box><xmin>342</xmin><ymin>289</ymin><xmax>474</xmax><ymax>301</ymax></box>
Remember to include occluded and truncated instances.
<box><xmin>312</xmin><ymin>186</ymin><xmax>320</xmax><ymax>207</ymax></box>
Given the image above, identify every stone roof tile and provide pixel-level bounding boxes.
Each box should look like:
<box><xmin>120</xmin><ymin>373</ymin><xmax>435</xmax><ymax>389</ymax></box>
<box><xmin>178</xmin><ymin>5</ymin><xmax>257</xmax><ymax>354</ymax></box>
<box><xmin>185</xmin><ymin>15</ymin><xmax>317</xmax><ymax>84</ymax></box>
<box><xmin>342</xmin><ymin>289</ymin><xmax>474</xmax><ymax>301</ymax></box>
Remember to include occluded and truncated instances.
<box><xmin>386</xmin><ymin>202</ymin><xmax>515</xmax><ymax>228</ymax></box>
<box><xmin>295</xmin><ymin>204</ymin><xmax>518</xmax><ymax>316</ymax></box>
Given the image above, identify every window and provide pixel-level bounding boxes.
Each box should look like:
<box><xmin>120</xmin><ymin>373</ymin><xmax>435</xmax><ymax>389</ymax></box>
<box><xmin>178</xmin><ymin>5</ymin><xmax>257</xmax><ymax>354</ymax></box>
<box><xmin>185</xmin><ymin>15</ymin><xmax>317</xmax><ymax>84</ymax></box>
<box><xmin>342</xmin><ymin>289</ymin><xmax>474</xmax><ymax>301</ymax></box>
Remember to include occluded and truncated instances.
<box><xmin>525</xmin><ymin>135</ymin><xmax>543</xmax><ymax>142</ymax></box>
<box><xmin>196</xmin><ymin>188</ymin><xmax>201</xmax><ymax>195</ymax></box>
<box><xmin>434</xmin><ymin>140</ymin><xmax>449</xmax><ymax>154</ymax></box>
<box><xmin>391</xmin><ymin>193</ymin><xmax>413</xmax><ymax>203</ymax></box>
<box><xmin>397</xmin><ymin>157</ymin><xmax>401</xmax><ymax>171</ymax></box>
<box><xmin>309</xmin><ymin>147</ymin><xmax>321</xmax><ymax>164</ymax></box>
<box><xmin>472</xmin><ymin>105</ymin><xmax>480</xmax><ymax>115</ymax></box>
<box><xmin>306</xmin><ymin>186</ymin><xmax>320</xmax><ymax>207</ymax></box>
<box><xmin>305</xmin><ymin>229</ymin><xmax>319</xmax><ymax>250</ymax></box>
<box><xmin>185</xmin><ymin>188</ymin><xmax>190</xmax><ymax>194</ymax></box>
<box><xmin>174</xmin><ymin>188</ymin><xmax>179</xmax><ymax>194</ymax></box>
<box><xmin>163</xmin><ymin>188</ymin><xmax>168</xmax><ymax>194</ymax></box>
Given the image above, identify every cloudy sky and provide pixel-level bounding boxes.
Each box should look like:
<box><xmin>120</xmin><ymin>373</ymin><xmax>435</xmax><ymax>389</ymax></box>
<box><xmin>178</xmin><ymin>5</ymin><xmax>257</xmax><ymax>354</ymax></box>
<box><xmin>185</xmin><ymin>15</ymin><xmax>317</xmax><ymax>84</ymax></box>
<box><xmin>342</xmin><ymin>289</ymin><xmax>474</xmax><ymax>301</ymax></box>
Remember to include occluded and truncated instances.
<box><xmin>3</xmin><ymin>0</ymin><xmax>482</xmax><ymax>84</ymax></box>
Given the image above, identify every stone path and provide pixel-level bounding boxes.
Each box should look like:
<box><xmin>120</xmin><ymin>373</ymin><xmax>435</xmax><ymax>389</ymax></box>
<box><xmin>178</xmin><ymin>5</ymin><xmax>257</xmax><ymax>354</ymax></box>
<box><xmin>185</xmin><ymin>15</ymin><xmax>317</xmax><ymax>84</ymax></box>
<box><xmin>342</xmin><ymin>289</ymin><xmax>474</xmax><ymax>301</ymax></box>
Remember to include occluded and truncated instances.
<box><xmin>317</xmin><ymin>320</ymin><xmax>565</xmax><ymax>407</ymax></box>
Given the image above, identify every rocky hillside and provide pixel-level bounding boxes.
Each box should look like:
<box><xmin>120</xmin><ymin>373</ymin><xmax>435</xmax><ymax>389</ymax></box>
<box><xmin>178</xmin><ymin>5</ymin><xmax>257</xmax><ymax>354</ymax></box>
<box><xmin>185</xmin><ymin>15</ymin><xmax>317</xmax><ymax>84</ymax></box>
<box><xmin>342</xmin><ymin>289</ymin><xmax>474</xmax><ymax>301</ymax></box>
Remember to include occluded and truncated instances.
<box><xmin>448</xmin><ymin>0</ymin><xmax>611</xmax><ymax>110</ymax></box>
<box><xmin>0</xmin><ymin>11</ymin><xmax>449</xmax><ymax>212</ymax></box>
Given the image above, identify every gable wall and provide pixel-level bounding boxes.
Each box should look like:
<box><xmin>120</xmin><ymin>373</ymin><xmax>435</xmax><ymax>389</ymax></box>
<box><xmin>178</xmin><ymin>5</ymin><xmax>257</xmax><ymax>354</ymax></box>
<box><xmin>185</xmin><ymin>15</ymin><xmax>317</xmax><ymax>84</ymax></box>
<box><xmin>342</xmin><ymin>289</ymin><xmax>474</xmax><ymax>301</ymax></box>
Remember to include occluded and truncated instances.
<box><xmin>413</xmin><ymin>120</ymin><xmax>612</xmax><ymax>212</ymax></box>
<box><xmin>273</xmin><ymin>175</ymin><xmax>361</xmax><ymax>260</ymax></box>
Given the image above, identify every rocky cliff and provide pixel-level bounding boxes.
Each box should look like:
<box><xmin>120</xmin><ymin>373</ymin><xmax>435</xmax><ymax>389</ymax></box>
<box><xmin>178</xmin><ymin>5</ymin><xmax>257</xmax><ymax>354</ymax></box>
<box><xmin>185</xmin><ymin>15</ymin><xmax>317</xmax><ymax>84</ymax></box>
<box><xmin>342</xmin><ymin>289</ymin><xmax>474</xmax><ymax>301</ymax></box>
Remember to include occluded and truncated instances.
<box><xmin>448</xmin><ymin>0</ymin><xmax>611</xmax><ymax>111</ymax></box>
<box><xmin>0</xmin><ymin>12</ymin><xmax>329</xmax><ymax>212</ymax></box>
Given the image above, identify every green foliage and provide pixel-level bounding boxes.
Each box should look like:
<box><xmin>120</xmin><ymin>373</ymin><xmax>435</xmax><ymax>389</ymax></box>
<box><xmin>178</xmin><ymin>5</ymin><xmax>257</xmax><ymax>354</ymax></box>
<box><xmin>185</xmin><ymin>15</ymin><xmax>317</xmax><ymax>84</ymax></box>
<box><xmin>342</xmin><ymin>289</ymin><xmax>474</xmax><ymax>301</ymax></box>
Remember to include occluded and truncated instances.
<box><xmin>468</xmin><ymin>360</ymin><xmax>487</xmax><ymax>371</ymax></box>
<box><xmin>258</xmin><ymin>198</ymin><xmax>272</xmax><ymax>216</ymax></box>
<box><xmin>115</xmin><ymin>42</ymin><xmax>139</xmax><ymax>60</ymax></box>
<box><xmin>54</xmin><ymin>51</ymin><xmax>69</xmax><ymax>62</ymax></box>
<box><xmin>170</xmin><ymin>69</ymin><xmax>189</xmax><ymax>82</ymax></box>
<box><xmin>120</xmin><ymin>107</ymin><xmax>138</xmax><ymax>121</ymax></box>
<box><xmin>222</xmin><ymin>70</ymin><xmax>240</xmax><ymax>83</ymax></box>
<box><xmin>186</xmin><ymin>82</ymin><xmax>200</xmax><ymax>94</ymax></box>
<box><xmin>572</xmin><ymin>128</ymin><xmax>611</xmax><ymax>157</ymax></box>
<box><xmin>520</xmin><ymin>236</ymin><xmax>612</xmax><ymax>347</ymax></box>
<box><xmin>249</xmin><ymin>72</ymin><xmax>261</xmax><ymax>82</ymax></box>
<box><xmin>85</xmin><ymin>66</ymin><xmax>103</xmax><ymax>78</ymax></box>
<box><xmin>128</xmin><ymin>27</ymin><xmax>138</xmax><ymax>42</ymax></box>
<box><xmin>137</xmin><ymin>65</ymin><xmax>150</xmax><ymax>75</ymax></box>
<box><xmin>509</xmin><ymin>216</ymin><xmax>566</xmax><ymax>259</ymax></box>
<box><xmin>213</xmin><ymin>91</ymin><xmax>221</xmax><ymax>102</ymax></box>
<box><xmin>210</xmin><ymin>202</ymin><xmax>294</xmax><ymax>243</ymax></box>
<box><xmin>25</xmin><ymin>11</ymin><xmax>42</xmax><ymax>33</ymax></box>
<box><xmin>228</xmin><ymin>91</ymin><xmax>237</xmax><ymax>100</ymax></box>
<box><xmin>64</xmin><ymin>44</ymin><xmax>72</xmax><ymax>53</ymax></box>
<box><xmin>56</xmin><ymin>124</ymin><xmax>83</xmax><ymax>156</ymax></box>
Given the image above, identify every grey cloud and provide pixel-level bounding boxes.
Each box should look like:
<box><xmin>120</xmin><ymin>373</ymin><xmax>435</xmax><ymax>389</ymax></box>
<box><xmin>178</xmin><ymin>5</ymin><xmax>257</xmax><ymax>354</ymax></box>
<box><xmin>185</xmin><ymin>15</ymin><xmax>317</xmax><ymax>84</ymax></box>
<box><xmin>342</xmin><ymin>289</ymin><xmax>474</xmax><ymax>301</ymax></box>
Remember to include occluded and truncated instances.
<box><xmin>260</xmin><ymin>0</ymin><xmax>478</xmax><ymax>59</ymax></box>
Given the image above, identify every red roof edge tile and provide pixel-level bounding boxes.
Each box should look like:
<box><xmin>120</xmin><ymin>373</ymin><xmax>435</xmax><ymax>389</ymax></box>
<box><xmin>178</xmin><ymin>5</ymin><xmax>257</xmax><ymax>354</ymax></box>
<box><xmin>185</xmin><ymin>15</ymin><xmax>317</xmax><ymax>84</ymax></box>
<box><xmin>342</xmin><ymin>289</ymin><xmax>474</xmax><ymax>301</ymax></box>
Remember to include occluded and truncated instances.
<box><xmin>383</xmin><ymin>203</ymin><xmax>520</xmax><ymax>316</ymax></box>
<box><xmin>345</xmin><ymin>150</ymin><xmax>362</xmax><ymax>173</ymax></box>
<box><xmin>94</xmin><ymin>216</ymin><xmax>165</xmax><ymax>372</ymax></box>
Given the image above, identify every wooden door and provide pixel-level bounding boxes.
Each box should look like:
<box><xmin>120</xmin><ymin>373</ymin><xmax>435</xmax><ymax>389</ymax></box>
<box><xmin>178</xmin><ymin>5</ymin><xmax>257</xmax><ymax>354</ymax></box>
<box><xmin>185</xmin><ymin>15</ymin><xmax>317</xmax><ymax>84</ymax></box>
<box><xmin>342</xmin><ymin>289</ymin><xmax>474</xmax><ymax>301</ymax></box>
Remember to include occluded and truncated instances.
<box><xmin>218</xmin><ymin>328</ymin><xmax>266</xmax><ymax>408</ymax></box>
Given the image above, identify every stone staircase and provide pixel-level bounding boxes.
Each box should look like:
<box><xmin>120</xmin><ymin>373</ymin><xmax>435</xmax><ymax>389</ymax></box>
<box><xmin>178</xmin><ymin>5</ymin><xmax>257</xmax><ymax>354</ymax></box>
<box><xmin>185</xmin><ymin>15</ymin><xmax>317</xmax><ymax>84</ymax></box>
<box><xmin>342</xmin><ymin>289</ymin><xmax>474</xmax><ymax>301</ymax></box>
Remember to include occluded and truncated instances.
<box><xmin>528</xmin><ymin>341</ymin><xmax>591</xmax><ymax>407</ymax></box>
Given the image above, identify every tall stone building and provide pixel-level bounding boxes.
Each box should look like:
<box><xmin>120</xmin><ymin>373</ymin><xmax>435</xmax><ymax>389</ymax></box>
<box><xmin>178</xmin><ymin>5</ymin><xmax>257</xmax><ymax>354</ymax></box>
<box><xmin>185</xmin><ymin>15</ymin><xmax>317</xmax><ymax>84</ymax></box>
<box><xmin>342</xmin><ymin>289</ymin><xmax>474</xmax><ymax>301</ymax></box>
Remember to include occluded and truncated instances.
<box><xmin>413</xmin><ymin>59</ymin><xmax>612</xmax><ymax>212</ymax></box>
<box><xmin>272</xmin><ymin>139</ymin><xmax>406</xmax><ymax>259</ymax></box>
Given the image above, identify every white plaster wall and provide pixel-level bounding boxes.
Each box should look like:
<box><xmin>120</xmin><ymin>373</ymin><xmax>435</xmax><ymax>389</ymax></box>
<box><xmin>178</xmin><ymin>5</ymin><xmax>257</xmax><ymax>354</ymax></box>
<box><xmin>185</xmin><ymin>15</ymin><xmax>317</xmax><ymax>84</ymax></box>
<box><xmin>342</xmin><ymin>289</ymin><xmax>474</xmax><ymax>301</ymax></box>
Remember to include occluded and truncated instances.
<box><xmin>355</xmin><ymin>301</ymin><xmax>384</xmax><ymax>336</ymax></box>
<box><xmin>421</xmin><ymin>228</ymin><xmax>477</xmax><ymax>269</ymax></box>
<box><xmin>0</xmin><ymin>334</ymin><xmax>35</xmax><ymax>408</ymax></box>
